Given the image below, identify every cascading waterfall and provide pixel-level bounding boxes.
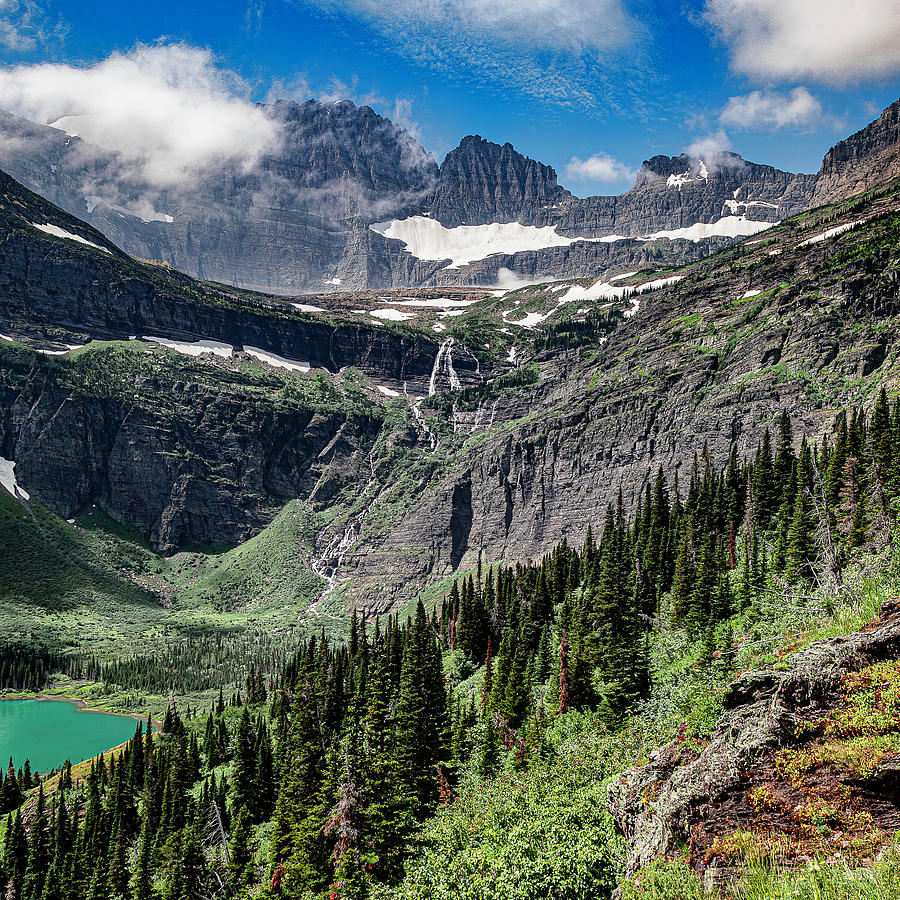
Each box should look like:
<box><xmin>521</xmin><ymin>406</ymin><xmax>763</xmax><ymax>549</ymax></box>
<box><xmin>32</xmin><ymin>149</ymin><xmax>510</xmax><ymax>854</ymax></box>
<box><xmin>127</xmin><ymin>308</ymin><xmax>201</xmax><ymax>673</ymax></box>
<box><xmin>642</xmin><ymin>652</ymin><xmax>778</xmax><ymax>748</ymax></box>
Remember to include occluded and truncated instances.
<box><xmin>429</xmin><ymin>338</ymin><xmax>461</xmax><ymax>396</ymax></box>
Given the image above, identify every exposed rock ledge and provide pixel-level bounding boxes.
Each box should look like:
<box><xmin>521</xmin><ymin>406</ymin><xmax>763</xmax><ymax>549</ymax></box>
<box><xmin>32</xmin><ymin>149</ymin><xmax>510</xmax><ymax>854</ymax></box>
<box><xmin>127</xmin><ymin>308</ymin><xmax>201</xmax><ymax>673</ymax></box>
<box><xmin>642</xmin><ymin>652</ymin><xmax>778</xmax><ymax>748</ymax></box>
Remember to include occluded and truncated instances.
<box><xmin>608</xmin><ymin>599</ymin><xmax>900</xmax><ymax>880</ymax></box>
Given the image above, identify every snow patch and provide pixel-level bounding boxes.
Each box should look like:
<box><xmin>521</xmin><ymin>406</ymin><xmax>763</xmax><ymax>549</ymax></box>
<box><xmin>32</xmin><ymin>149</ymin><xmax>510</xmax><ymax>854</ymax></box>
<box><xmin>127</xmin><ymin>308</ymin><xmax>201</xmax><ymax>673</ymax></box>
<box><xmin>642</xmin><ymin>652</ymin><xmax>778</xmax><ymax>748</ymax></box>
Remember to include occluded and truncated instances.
<box><xmin>244</xmin><ymin>346</ymin><xmax>310</xmax><ymax>372</ymax></box>
<box><xmin>610</xmin><ymin>271</ymin><xmax>637</xmax><ymax>282</ymax></box>
<box><xmin>376</xmin><ymin>385</ymin><xmax>401</xmax><ymax>398</ymax></box>
<box><xmin>742</xmin><ymin>289</ymin><xmax>762</xmax><ymax>299</ymax></box>
<box><xmin>433</xmin><ymin>322</ymin><xmax>447</xmax><ymax>333</ymax></box>
<box><xmin>370</xmin><ymin>308</ymin><xmax>415</xmax><ymax>322</ymax></box>
<box><xmin>509</xmin><ymin>312</ymin><xmax>549</xmax><ymax>329</ymax></box>
<box><xmin>798</xmin><ymin>221</ymin><xmax>863</xmax><ymax>247</ymax></box>
<box><xmin>642</xmin><ymin>275</ymin><xmax>685</xmax><ymax>291</ymax></box>
<box><xmin>324</xmin><ymin>277</ymin><xmax>343</xmax><ymax>286</ymax></box>
<box><xmin>648</xmin><ymin>217</ymin><xmax>773</xmax><ymax>242</ymax></box>
<box><xmin>0</xmin><ymin>457</ymin><xmax>29</xmax><ymax>502</ymax></box>
<box><xmin>557</xmin><ymin>274</ymin><xmax>685</xmax><ymax>309</ymax></box>
<box><xmin>145</xmin><ymin>336</ymin><xmax>233</xmax><ymax>358</ymax></box>
<box><xmin>293</xmin><ymin>303</ymin><xmax>325</xmax><ymax>313</ymax></box>
<box><xmin>724</xmin><ymin>199</ymin><xmax>779</xmax><ymax>215</ymax></box>
<box><xmin>667</xmin><ymin>171</ymin><xmax>694</xmax><ymax>189</ymax></box>
<box><xmin>558</xmin><ymin>280</ymin><xmax>627</xmax><ymax>305</ymax></box>
<box><xmin>371</xmin><ymin>217</ymin><xmax>628</xmax><ymax>270</ymax></box>
<box><xmin>31</xmin><ymin>222</ymin><xmax>110</xmax><ymax>253</ymax></box>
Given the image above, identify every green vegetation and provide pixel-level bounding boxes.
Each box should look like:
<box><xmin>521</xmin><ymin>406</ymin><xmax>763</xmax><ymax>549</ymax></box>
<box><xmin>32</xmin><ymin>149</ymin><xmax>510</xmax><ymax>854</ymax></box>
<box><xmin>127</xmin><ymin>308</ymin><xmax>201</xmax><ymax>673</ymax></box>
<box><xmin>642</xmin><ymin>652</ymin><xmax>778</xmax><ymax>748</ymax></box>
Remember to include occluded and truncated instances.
<box><xmin>3</xmin><ymin>393</ymin><xmax>900</xmax><ymax>898</ymax></box>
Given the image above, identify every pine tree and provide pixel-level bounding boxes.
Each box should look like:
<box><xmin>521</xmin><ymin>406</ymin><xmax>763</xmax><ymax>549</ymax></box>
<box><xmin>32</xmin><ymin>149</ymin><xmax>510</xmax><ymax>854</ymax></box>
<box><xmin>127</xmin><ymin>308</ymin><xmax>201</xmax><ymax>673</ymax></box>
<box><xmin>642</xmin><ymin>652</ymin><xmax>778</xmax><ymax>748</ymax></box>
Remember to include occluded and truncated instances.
<box><xmin>228</xmin><ymin>809</ymin><xmax>253</xmax><ymax>888</ymax></box>
<box><xmin>477</xmin><ymin>719</ymin><xmax>501</xmax><ymax>780</ymax></box>
<box><xmin>131</xmin><ymin>820</ymin><xmax>155</xmax><ymax>900</ymax></box>
<box><xmin>230</xmin><ymin>707</ymin><xmax>257</xmax><ymax>820</ymax></box>
<box><xmin>785</xmin><ymin>487</ymin><xmax>813</xmax><ymax>582</ymax></box>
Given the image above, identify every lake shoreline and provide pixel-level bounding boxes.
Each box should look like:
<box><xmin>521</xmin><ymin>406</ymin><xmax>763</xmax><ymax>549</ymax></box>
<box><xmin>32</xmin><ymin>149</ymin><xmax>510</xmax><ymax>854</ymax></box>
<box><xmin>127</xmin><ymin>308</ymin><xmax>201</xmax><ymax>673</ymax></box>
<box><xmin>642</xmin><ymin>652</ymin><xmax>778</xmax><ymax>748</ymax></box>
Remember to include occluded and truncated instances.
<box><xmin>0</xmin><ymin>696</ymin><xmax>150</xmax><ymax>774</ymax></box>
<box><xmin>0</xmin><ymin>691</ymin><xmax>161</xmax><ymax>728</ymax></box>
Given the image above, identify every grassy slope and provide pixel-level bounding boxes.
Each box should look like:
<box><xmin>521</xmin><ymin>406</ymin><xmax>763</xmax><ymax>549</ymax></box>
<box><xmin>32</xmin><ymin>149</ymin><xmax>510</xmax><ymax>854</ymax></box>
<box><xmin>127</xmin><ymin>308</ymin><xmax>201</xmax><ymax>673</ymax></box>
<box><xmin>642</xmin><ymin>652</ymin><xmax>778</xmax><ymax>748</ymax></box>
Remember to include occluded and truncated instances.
<box><xmin>0</xmin><ymin>488</ymin><xmax>351</xmax><ymax>717</ymax></box>
<box><xmin>0</xmin><ymin>489</ymin><xmax>162</xmax><ymax>649</ymax></box>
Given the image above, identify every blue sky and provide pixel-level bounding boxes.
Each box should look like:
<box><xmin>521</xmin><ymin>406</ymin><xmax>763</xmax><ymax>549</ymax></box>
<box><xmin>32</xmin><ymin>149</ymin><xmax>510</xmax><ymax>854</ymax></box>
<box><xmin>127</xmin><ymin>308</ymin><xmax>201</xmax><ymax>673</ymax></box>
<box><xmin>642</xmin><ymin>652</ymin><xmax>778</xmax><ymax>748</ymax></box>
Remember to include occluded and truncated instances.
<box><xmin>0</xmin><ymin>0</ymin><xmax>898</xmax><ymax>196</ymax></box>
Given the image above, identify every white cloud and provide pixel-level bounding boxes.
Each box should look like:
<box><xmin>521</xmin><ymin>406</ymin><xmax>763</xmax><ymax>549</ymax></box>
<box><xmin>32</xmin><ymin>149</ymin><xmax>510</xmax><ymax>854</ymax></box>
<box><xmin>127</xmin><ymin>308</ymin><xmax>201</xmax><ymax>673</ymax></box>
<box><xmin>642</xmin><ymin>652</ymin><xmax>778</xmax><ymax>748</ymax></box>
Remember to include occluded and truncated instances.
<box><xmin>703</xmin><ymin>0</ymin><xmax>900</xmax><ymax>84</ymax></box>
<box><xmin>686</xmin><ymin>129</ymin><xmax>732</xmax><ymax>160</ymax></box>
<box><xmin>300</xmin><ymin>0</ymin><xmax>646</xmax><ymax>111</ymax></box>
<box><xmin>565</xmin><ymin>152</ymin><xmax>636</xmax><ymax>184</ymax></box>
<box><xmin>0</xmin><ymin>0</ymin><xmax>61</xmax><ymax>51</ymax></box>
<box><xmin>0</xmin><ymin>43</ymin><xmax>280</xmax><ymax>187</ymax></box>
<box><xmin>311</xmin><ymin>0</ymin><xmax>637</xmax><ymax>54</ymax></box>
<box><xmin>720</xmin><ymin>87</ymin><xmax>823</xmax><ymax>130</ymax></box>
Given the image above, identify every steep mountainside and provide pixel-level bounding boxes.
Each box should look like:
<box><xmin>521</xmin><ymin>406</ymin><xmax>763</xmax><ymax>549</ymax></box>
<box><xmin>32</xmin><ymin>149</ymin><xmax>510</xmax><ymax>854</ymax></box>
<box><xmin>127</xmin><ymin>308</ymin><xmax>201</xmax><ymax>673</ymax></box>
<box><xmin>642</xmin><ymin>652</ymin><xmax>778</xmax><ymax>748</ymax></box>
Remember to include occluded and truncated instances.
<box><xmin>428</xmin><ymin>141</ymin><xmax>813</xmax><ymax>235</ymax></box>
<box><xmin>0</xmin><ymin>340</ymin><xmax>381</xmax><ymax>551</ymax></box>
<box><xmin>0</xmin><ymin>166</ymin><xmax>472</xmax><ymax>395</ymax></box>
<box><xmin>0</xmin><ymin>99</ymin><xmax>899</xmax><ymax>620</ymax></box>
<box><xmin>427</xmin><ymin>135</ymin><xmax>569</xmax><ymax>226</ymax></box>
<box><xmin>813</xmin><ymin>98</ymin><xmax>900</xmax><ymax>206</ymax></box>
<box><xmin>340</xmin><ymin>182</ymin><xmax>900</xmax><ymax>612</ymax></box>
<box><xmin>0</xmin><ymin>100</ymin><xmax>439</xmax><ymax>292</ymax></box>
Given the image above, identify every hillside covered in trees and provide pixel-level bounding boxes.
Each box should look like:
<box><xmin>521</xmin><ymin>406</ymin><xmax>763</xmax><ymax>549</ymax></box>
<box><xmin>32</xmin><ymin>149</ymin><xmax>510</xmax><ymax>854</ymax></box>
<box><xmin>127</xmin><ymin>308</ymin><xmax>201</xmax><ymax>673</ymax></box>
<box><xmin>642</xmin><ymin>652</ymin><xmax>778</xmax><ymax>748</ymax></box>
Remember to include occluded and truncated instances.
<box><xmin>3</xmin><ymin>394</ymin><xmax>900</xmax><ymax>900</ymax></box>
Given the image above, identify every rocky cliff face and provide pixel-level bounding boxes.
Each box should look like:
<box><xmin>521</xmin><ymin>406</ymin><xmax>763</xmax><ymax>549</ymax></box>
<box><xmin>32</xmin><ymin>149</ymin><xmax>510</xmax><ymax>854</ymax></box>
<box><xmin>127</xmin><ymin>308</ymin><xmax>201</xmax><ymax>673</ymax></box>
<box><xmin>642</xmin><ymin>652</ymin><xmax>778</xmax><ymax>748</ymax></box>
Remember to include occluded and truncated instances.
<box><xmin>0</xmin><ymin>98</ymin><xmax>829</xmax><ymax>292</ymax></box>
<box><xmin>2</xmin><ymin>104</ymin><xmax>900</xmax><ymax>598</ymax></box>
<box><xmin>0</xmin><ymin>100</ymin><xmax>439</xmax><ymax>293</ymax></box>
<box><xmin>0</xmin><ymin>166</ymin><xmax>473</xmax><ymax>396</ymax></box>
<box><xmin>364</xmin><ymin>139</ymin><xmax>816</xmax><ymax>287</ymax></box>
<box><xmin>598</xmin><ymin>152</ymin><xmax>814</xmax><ymax>235</ymax></box>
<box><xmin>0</xmin><ymin>341</ymin><xmax>382</xmax><ymax>552</ymax></box>
<box><xmin>812</xmin><ymin>98</ymin><xmax>900</xmax><ymax>206</ymax></box>
<box><xmin>428</xmin><ymin>135</ymin><xmax>569</xmax><ymax>227</ymax></box>
<box><xmin>3</xmin><ymin>159</ymin><xmax>899</xmax><ymax>601</ymax></box>
<box><xmin>428</xmin><ymin>142</ymin><xmax>813</xmax><ymax>235</ymax></box>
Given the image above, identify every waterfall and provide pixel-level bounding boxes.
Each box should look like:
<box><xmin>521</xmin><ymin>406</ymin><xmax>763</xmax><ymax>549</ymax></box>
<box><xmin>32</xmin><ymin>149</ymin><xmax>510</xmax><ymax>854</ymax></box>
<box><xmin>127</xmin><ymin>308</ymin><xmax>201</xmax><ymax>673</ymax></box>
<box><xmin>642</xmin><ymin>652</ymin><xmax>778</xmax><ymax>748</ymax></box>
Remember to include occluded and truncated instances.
<box><xmin>429</xmin><ymin>338</ymin><xmax>461</xmax><ymax>396</ymax></box>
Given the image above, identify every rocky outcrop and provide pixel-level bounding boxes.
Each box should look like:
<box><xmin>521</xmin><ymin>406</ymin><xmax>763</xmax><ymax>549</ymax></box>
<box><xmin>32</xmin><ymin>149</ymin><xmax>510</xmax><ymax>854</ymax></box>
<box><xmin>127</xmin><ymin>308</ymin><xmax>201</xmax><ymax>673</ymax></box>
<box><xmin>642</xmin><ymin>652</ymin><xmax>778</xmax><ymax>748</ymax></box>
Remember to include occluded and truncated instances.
<box><xmin>0</xmin><ymin>100</ymin><xmax>439</xmax><ymax>293</ymax></box>
<box><xmin>3</xmin><ymin>95</ymin><xmax>900</xmax><ymax>293</ymax></box>
<box><xmin>428</xmin><ymin>142</ymin><xmax>814</xmax><ymax>236</ymax></box>
<box><xmin>0</xmin><ymin>99</ymin><xmax>832</xmax><ymax>292</ymax></box>
<box><xmin>812</xmin><ymin>98</ymin><xmax>900</xmax><ymax>206</ymax></box>
<box><xmin>428</xmin><ymin>135</ymin><xmax>569</xmax><ymax>227</ymax></box>
<box><xmin>607</xmin><ymin>599</ymin><xmax>900</xmax><ymax>877</ymax></box>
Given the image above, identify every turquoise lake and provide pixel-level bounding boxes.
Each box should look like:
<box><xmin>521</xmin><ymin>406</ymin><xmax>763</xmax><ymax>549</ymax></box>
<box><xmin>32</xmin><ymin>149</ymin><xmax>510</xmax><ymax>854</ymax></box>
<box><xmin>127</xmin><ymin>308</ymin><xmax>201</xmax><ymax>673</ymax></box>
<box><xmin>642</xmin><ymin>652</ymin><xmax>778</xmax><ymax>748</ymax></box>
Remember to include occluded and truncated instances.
<box><xmin>0</xmin><ymin>699</ymin><xmax>140</xmax><ymax>772</ymax></box>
